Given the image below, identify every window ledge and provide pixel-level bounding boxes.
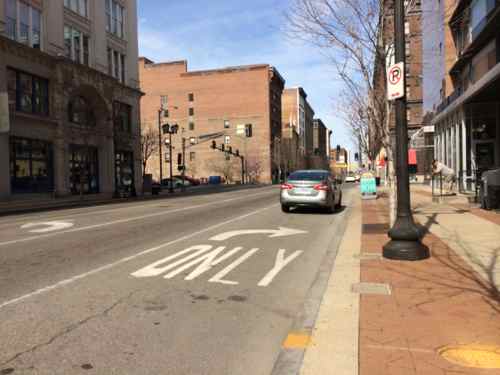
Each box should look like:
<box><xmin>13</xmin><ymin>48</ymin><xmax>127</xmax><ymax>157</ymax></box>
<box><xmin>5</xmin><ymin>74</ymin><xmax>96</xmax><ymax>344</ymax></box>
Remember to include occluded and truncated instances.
<box><xmin>106</xmin><ymin>32</ymin><xmax>127</xmax><ymax>47</ymax></box>
<box><xmin>10</xmin><ymin>111</ymin><xmax>57</xmax><ymax>125</ymax></box>
<box><xmin>63</xmin><ymin>8</ymin><xmax>91</xmax><ymax>28</ymax></box>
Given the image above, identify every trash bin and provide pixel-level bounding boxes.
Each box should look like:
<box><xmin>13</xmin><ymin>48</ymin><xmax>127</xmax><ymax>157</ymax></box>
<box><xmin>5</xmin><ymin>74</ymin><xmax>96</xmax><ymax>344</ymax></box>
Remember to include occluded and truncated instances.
<box><xmin>152</xmin><ymin>184</ymin><xmax>161</xmax><ymax>195</ymax></box>
<box><xmin>481</xmin><ymin>168</ymin><xmax>500</xmax><ymax>209</ymax></box>
<box><xmin>375</xmin><ymin>177</ymin><xmax>381</xmax><ymax>186</ymax></box>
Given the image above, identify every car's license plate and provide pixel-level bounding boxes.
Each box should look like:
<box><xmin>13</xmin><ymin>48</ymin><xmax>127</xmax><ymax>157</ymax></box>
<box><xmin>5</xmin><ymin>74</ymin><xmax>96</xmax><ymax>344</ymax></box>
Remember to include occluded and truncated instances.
<box><xmin>294</xmin><ymin>188</ymin><xmax>310</xmax><ymax>195</ymax></box>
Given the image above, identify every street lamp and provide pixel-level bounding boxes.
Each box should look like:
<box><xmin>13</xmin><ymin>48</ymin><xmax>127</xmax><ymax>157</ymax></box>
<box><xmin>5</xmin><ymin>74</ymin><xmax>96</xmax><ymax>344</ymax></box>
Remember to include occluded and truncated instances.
<box><xmin>383</xmin><ymin>0</ymin><xmax>429</xmax><ymax>261</ymax></box>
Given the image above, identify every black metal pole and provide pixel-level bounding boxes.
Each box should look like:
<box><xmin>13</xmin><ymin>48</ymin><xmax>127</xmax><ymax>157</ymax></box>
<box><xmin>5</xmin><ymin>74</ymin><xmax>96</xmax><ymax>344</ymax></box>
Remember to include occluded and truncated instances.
<box><xmin>181</xmin><ymin>137</ymin><xmax>186</xmax><ymax>192</ymax></box>
<box><xmin>383</xmin><ymin>0</ymin><xmax>429</xmax><ymax>261</ymax></box>
<box><xmin>241</xmin><ymin>156</ymin><xmax>245</xmax><ymax>184</ymax></box>
<box><xmin>158</xmin><ymin>110</ymin><xmax>163</xmax><ymax>185</ymax></box>
<box><xmin>169</xmin><ymin>132</ymin><xmax>174</xmax><ymax>193</ymax></box>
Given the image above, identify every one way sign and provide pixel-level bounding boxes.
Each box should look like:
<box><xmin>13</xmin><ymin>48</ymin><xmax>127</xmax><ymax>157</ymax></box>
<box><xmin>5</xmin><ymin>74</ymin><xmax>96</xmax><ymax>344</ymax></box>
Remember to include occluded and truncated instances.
<box><xmin>387</xmin><ymin>62</ymin><xmax>405</xmax><ymax>100</ymax></box>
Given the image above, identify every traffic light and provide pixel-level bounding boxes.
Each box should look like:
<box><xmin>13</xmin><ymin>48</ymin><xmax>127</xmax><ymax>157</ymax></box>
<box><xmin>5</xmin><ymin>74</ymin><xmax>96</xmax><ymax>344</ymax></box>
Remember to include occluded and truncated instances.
<box><xmin>245</xmin><ymin>124</ymin><xmax>252</xmax><ymax>138</ymax></box>
<box><xmin>228</xmin><ymin>146</ymin><xmax>232</xmax><ymax>154</ymax></box>
<box><xmin>354</xmin><ymin>152</ymin><xmax>359</xmax><ymax>161</ymax></box>
<box><xmin>177</xmin><ymin>153</ymin><xmax>182</xmax><ymax>166</ymax></box>
<box><xmin>211</xmin><ymin>140</ymin><xmax>216</xmax><ymax>149</ymax></box>
<box><xmin>220</xmin><ymin>144</ymin><xmax>225</xmax><ymax>152</ymax></box>
<box><xmin>235</xmin><ymin>149</ymin><xmax>239</xmax><ymax>157</ymax></box>
<box><xmin>336</xmin><ymin>145</ymin><xmax>340</xmax><ymax>161</ymax></box>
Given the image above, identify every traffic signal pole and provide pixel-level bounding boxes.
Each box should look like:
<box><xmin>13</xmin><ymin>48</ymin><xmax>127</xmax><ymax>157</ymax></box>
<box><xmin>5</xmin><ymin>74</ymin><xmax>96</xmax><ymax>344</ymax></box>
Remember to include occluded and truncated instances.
<box><xmin>383</xmin><ymin>0</ymin><xmax>429</xmax><ymax>261</ymax></box>
<box><xmin>181</xmin><ymin>137</ymin><xmax>186</xmax><ymax>192</ymax></box>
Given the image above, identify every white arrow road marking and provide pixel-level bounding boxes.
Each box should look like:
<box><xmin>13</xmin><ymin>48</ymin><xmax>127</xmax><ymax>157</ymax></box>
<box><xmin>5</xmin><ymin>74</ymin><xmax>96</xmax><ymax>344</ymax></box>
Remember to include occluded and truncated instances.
<box><xmin>20</xmin><ymin>221</ymin><xmax>74</xmax><ymax>233</ymax></box>
<box><xmin>210</xmin><ymin>227</ymin><xmax>307</xmax><ymax>242</ymax></box>
<box><xmin>258</xmin><ymin>249</ymin><xmax>303</xmax><ymax>287</ymax></box>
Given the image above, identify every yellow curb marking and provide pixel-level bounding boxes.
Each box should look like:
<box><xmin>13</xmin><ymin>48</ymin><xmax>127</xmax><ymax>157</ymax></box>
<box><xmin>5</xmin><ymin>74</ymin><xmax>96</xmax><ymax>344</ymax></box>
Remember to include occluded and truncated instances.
<box><xmin>282</xmin><ymin>333</ymin><xmax>311</xmax><ymax>349</ymax></box>
<box><xmin>438</xmin><ymin>345</ymin><xmax>500</xmax><ymax>369</ymax></box>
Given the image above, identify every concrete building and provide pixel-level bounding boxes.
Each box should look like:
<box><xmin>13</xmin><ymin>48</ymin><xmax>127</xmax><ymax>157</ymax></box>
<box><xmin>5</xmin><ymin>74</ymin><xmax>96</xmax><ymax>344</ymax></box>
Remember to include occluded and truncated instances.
<box><xmin>329</xmin><ymin>147</ymin><xmax>349</xmax><ymax>176</ymax></box>
<box><xmin>424</xmin><ymin>0</ymin><xmax>500</xmax><ymax>191</ymax></box>
<box><xmin>0</xmin><ymin>0</ymin><xmax>142</xmax><ymax>199</ymax></box>
<box><xmin>138</xmin><ymin>58</ymin><xmax>285</xmax><ymax>184</ymax></box>
<box><xmin>281</xmin><ymin>87</ymin><xmax>315</xmax><ymax>173</ymax></box>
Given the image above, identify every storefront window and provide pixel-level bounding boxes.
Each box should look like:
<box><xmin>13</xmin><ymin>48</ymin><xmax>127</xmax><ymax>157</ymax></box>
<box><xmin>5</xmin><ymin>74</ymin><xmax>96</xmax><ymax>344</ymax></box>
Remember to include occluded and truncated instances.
<box><xmin>69</xmin><ymin>145</ymin><xmax>99</xmax><ymax>194</ymax></box>
<box><xmin>9</xmin><ymin>137</ymin><xmax>53</xmax><ymax>193</ymax></box>
<box><xmin>115</xmin><ymin>151</ymin><xmax>134</xmax><ymax>196</ymax></box>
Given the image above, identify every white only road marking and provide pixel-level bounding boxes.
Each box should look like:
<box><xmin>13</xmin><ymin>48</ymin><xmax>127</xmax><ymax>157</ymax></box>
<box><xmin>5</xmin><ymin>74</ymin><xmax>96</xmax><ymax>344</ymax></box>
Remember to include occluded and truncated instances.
<box><xmin>0</xmin><ymin>204</ymin><xmax>277</xmax><ymax>310</ymax></box>
<box><xmin>208</xmin><ymin>248</ymin><xmax>260</xmax><ymax>285</ymax></box>
<box><xmin>209</xmin><ymin>227</ymin><xmax>307</xmax><ymax>241</ymax></box>
<box><xmin>0</xmin><ymin>190</ymin><xmax>273</xmax><ymax>248</ymax></box>
<box><xmin>258</xmin><ymin>249</ymin><xmax>303</xmax><ymax>287</ymax></box>
<box><xmin>20</xmin><ymin>221</ymin><xmax>74</xmax><ymax>233</ymax></box>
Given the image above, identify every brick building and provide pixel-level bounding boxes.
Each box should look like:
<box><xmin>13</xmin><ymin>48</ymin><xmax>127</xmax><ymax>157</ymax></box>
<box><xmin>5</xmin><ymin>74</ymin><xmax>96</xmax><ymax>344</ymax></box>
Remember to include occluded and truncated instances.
<box><xmin>281</xmin><ymin>87</ymin><xmax>315</xmax><ymax>173</ymax></box>
<box><xmin>0</xmin><ymin>0</ymin><xmax>142</xmax><ymax>200</ymax></box>
<box><xmin>138</xmin><ymin>58</ymin><xmax>285</xmax><ymax>184</ymax></box>
<box><xmin>424</xmin><ymin>0</ymin><xmax>500</xmax><ymax>192</ymax></box>
<box><xmin>309</xmin><ymin>118</ymin><xmax>331</xmax><ymax>170</ymax></box>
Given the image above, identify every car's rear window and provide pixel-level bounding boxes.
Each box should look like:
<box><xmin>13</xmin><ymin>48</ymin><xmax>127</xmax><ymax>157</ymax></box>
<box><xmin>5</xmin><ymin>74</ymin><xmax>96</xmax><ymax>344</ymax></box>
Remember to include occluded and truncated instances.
<box><xmin>288</xmin><ymin>172</ymin><xmax>329</xmax><ymax>181</ymax></box>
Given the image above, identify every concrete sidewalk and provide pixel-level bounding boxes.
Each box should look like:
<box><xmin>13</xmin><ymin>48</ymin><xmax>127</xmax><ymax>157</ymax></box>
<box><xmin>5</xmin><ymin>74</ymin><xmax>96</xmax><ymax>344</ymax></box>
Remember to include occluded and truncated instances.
<box><xmin>298</xmin><ymin>187</ymin><xmax>500</xmax><ymax>374</ymax></box>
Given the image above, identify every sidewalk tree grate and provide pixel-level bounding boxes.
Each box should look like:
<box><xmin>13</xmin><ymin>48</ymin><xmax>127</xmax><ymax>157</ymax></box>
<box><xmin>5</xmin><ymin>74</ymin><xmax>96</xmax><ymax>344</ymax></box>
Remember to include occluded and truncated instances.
<box><xmin>362</xmin><ymin>223</ymin><xmax>389</xmax><ymax>234</ymax></box>
<box><xmin>351</xmin><ymin>282</ymin><xmax>391</xmax><ymax>295</ymax></box>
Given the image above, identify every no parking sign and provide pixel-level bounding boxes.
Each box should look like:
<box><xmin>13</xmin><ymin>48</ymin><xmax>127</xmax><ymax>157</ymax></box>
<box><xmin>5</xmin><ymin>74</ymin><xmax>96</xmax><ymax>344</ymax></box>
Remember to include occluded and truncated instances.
<box><xmin>387</xmin><ymin>62</ymin><xmax>405</xmax><ymax>100</ymax></box>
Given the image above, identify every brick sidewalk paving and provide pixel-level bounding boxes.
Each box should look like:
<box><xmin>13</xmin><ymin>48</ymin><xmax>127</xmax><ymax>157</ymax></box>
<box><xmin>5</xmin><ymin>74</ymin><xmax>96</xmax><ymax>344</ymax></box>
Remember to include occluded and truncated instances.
<box><xmin>359</xmin><ymin>194</ymin><xmax>500</xmax><ymax>374</ymax></box>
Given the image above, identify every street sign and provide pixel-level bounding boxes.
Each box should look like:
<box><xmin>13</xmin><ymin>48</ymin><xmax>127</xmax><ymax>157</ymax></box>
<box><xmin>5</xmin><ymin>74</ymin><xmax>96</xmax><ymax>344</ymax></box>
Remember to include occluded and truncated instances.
<box><xmin>387</xmin><ymin>62</ymin><xmax>405</xmax><ymax>100</ymax></box>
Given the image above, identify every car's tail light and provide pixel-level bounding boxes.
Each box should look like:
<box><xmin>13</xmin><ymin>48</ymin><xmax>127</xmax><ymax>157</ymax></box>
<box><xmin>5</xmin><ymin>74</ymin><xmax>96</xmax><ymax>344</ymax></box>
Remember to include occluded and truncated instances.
<box><xmin>313</xmin><ymin>183</ymin><xmax>330</xmax><ymax>191</ymax></box>
<box><xmin>281</xmin><ymin>183</ymin><xmax>294</xmax><ymax>190</ymax></box>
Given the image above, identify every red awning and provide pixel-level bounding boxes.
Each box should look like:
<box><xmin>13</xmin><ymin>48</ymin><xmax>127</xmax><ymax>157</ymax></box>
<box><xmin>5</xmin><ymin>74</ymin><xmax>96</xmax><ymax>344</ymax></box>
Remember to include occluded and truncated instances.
<box><xmin>408</xmin><ymin>149</ymin><xmax>417</xmax><ymax>165</ymax></box>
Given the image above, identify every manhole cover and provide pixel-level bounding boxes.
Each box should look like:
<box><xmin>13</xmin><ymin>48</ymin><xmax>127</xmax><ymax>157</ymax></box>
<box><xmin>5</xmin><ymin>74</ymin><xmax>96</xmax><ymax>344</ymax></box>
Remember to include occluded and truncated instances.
<box><xmin>439</xmin><ymin>345</ymin><xmax>500</xmax><ymax>369</ymax></box>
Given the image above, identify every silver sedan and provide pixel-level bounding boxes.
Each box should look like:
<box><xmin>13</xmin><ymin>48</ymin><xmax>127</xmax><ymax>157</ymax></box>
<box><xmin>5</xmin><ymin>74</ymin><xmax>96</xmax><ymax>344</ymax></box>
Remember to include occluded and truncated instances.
<box><xmin>280</xmin><ymin>170</ymin><xmax>342</xmax><ymax>213</ymax></box>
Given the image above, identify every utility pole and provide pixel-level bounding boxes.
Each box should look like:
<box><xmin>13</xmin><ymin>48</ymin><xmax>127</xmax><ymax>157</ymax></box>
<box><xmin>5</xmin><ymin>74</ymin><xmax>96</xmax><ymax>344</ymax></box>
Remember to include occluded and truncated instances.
<box><xmin>383</xmin><ymin>0</ymin><xmax>429</xmax><ymax>260</ymax></box>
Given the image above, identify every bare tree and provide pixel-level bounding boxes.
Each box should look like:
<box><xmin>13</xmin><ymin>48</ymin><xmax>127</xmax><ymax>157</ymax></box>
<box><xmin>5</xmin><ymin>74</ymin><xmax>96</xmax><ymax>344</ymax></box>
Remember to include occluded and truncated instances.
<box><xmin>140</xmin><ymin>126</ymin><xmax>159</xmax><ymax>178</ymax></box>
<box><xmin>286</xmin><ymin>0</ymin><xmax>398</xmax><ymax>222</ymax></box>
<box><xmin>207</xmin><ymin>158</ymin><xmax>237</xmax><ymax>184</ymax></box>
<box><xmin>246</xmin><ymin>156</ymin><xmax>264</xmax><ymax>183</ymax></box>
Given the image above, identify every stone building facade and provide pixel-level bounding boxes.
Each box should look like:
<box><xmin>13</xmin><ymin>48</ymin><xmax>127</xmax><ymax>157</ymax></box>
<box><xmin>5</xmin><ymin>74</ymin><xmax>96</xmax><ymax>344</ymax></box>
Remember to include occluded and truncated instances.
<box><xmin>138</xmin><ymin>58</ymin><xmax>285</xmax><ymax>184</ymax></box>
<box><xmin>0</xmin><ymin>0</ymin><xmax>142</xmax><ymax>199</ymax></box>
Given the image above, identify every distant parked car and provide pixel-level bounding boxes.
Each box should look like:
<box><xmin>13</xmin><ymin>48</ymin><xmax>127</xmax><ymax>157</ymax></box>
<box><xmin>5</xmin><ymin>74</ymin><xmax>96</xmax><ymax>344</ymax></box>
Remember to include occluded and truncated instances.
<box><xmin>174</xmin><ymin>175</ymin><xmax>200</xmax><ymax>186</ymax></box>
<box><xmin>345</xmin><ymin>172</ymin><xmax>357</xmax><ymax>183</ymax></box>
<box><xmin>280</xmin><ymin>169</ymin><xmax>342</xmax><ymax>213</ymax></box>
<box><xmin>161</xmin><ymin>177</ymin><xmax>192</xmax><ymax>189</ymax></box>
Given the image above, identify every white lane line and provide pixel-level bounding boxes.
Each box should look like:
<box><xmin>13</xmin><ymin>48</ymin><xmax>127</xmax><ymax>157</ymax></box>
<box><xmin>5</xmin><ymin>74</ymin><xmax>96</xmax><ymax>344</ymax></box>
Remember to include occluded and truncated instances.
<box><xmin>0</xmin><ymin>190</ymin><xmax>274</xmax><ymax>247</ymax></box>
<box><xmin>0</xmin><ymin>204</ymin><xmax>278</xmax><ymax>310</ymax></box>
<box><xmin>0</xmin><ymin>187</ymin><xmax>274</xmax><ymax>229</ymax></box>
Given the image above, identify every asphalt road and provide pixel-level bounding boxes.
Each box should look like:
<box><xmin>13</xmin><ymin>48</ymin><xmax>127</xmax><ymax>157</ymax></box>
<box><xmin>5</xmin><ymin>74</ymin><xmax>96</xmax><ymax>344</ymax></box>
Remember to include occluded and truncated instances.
<box><xmin>0</xmin><ymin>184</ymin><xmax>356</xmax><ymax>375</ymax></box>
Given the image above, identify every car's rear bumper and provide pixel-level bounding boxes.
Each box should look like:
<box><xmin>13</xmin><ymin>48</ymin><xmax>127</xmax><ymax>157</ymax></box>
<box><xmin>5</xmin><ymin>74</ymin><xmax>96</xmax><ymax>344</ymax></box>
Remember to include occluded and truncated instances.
<box><xmin>280</xmin><ymin>192</ymin><xmax>330</xmax><ymax>207</ymax></box>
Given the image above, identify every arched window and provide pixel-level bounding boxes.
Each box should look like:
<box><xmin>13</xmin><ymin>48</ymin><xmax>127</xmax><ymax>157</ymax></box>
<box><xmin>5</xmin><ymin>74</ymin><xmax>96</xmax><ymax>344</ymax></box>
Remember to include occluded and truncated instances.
<box><xmin>68</xmin><ymin>96</ymin><xmax>96</xmax><ymax>127</ymax></box>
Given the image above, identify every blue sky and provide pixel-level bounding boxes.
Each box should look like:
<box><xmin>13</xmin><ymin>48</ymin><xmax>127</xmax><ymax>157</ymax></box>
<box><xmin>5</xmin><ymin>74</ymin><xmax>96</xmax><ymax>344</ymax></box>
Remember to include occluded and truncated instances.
<box><xmin>138</xmin><ymin>0</ymin><xmax>353</xmax><ymax>151</ymax></box>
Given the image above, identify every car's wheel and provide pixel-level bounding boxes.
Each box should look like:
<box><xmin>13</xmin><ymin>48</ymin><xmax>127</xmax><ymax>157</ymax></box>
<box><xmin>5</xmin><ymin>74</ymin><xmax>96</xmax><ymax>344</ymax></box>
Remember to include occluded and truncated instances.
<box><xmin>335</xmin><ymin>192</ymin><xmax>343</xmax><ymax>209</ymax></box>
<box><xmin>281</xmin><ymin>204</ymin><xmax>291</xmax><ymax>213</ymax></box>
